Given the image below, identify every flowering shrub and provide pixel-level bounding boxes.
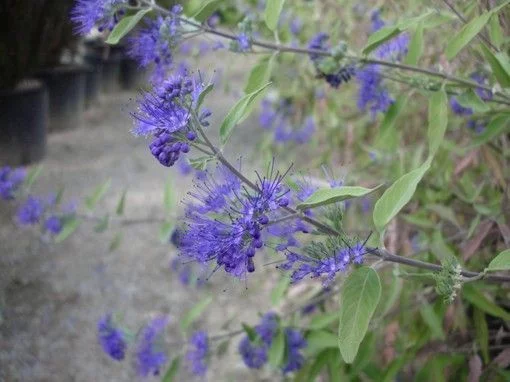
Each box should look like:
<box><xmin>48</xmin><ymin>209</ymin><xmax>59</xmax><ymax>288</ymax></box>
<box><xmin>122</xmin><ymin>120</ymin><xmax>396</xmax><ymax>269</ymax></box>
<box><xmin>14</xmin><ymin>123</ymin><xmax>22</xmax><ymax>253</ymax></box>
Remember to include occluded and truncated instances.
<box><xmin>3</xmin><ymin>0</ymin><xmax>510</xmax><ymax>380</ymax></box>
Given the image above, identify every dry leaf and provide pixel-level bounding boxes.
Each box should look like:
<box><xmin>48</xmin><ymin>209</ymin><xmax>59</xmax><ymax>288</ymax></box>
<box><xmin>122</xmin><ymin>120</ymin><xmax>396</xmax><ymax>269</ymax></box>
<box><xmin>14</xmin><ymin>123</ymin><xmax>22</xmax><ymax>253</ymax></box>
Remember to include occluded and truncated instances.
<box><xmin>468</xmin><ymin>355</ymin><xmax>482</xmax><ymax>382</ymax></box>
<box><xmin>454</xmin><ymin>150</ymin><xmax>478</xmax><ymax>177</ymax></box>
<box><xmin>494</xmin><ymin>348</ymin><xmax>510</xmax><ymax>368</ymax></box>
<box><xmin>462</xmin><ymin>220</ymin><xmax>494</xmax><ymax>262</ymax></box>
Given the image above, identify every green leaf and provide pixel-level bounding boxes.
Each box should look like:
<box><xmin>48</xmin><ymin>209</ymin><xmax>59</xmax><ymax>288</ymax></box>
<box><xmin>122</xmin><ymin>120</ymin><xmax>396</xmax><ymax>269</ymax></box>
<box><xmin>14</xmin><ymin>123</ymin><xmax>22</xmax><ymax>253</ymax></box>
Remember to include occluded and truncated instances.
<box><xmin>85</xmin><ymin>180</ymin><xmax>111</xmax><ymax>211</ymax></box>
<box><xmin>308</xmin><ymin>349</ymin><xmax>334</xmax><ymax>381</ymax></box>
<box><xmin>192</xmin><ymin>0</ymin><xmax>221</xmax><ymax>22</ymax></box>
<box><xmin>242</xmin><ymin>323</ymin><xmax>258</xmax><ymax>341</ymax></box>
<box><xmin>445</xmin><ymin>11</ymin><xmax>492</xmax><ymax>60</ymax></box>
<box><xmin>116</xmin><ymin>189</ymin><xmax>127</xmax><ymax>216</ymax></box>
<box><xmin>164</xmin><ymin>180</ymin><xmax>174</xmax><ymax>213</ymax></box>
<box><xmin>55</xmin><ymin>217</ymin><xmax>80</xmax><ymax>243</ymax></box>
<box><xmin>471</xmin><ymin>114</ymin><xmax>510</xmax><ymax>147</ymax></box>
<box><xmin>181</xmin><ymin>296</ymin><xmax>213</xmax><ymax>332</ymax></box>
<box><xmin>24</xmin><ymin>165</ymin><xmax>43</xmax><ymax>190</ymax></box>
<box><xmin>268</xmin><ymin>329</ymin><xmax>285</xmax><ymax>367</ymax></box>
<box><xmin>159</xmin><ymin>221</ymin><xmax>174</xmax><ymax>243</ymax></box>
<box><xmin>489</xmin><ymin>14</ymin><xmax>503</xmax><ymax>49</ymax></box>
<box><xmin>373</xmin><ymin>158</ymin><xmax>431</xmax><ymax>232</ymax></box>
<box><xmin>94</xmin><ymin>214</ymin><xmax>110</xmax><ymax>233</ymax></box>
<box><xmin>219</xmin><ymin>82</ymin><xmax>272</xmax><ymax>145</ymax></box>
<box><xmin>264</xmin><ymin>0</ymin><xmax>285</xmax><ymax>31</ymax></box>
<box><xmin>481</xmin><ymin>46</ymin><xmax>510</xmax><ymax>87</ymax></box>
<box><xmin>473</xmin><ymin>308</ymin><xmax>489</xmax><ymax>363</ymax></box>
<box><xmin>106</xmin><ymin>8</ymin><xmax>152</xmax><ymax>45</ymax></box>
<box><xmin>487</xmin><ymin>249</ymin><xmax>510</xmax><ymax>271</ymax></box>
<box><xmin>197</xmin><ymin>83</ymin><xmax>214</xmax><ymax>110</ymax></box>
<box><xmin>216</xmin><ymin>340</ymin><xmax>230</xmax><ymax>356</ymax></box>
<box><xmin>271</xmin><ymin>275</ymin><xmax>290</xmax><ymax>306</ymax></box>
<box><xmin>455</xmin><ymin>89</ymin><xmax>490</xmax><ymax>113</ymax></box>
<box><xmin>308</xmin><ymin>312</ymin><xmax>339</xmax><ymax>330</ymax></box>
<box><xmin>162</xmin><ymin>357</ymin><xmax>181</xmax><ymax>382</ymax></box>
<box><xmin>363</xmin><ymin>26</ymin><xmax>401</xmax><ymax>55</ymax></box>
<box><xmin>297</xmin><ymin>185</ymin><xmax>382</xmax><ymax>210</ymax></box>
<box><xmin>109</xmin><ymin>232</ymin><xmax>122</xmax><ymax>252</ymax></box>
<box><xmin>338</xmin><ymin>267</ymin><xmax>381</xmax><ymax>363</ymax></box>
<box><xmin>463</xmin><ymin>284</ymin><xmax>510</xmax><ymax>321</ymax></box>
<box><xmin>305</xmin><ymin>330</ymin><xmax>338</xmax><ymax>355</ymax></box>
<box><xmin>405</xmin><ymin>22</ymin><xmax>424</xmax><ymax>65</ymax></box>
<box><xmin>427</xmin><ymin>90</ymin><xmax>448</xmax><ymax>156</ymax></box>
<box><xmin>245</xmin><ymin>54</ymin><xmax>275</xmax><ymax>93</ymax></box>
<box><xmin>419</xmin><ymin>302</ymin><xmax>445</xmax><ymax>340</ymax></box>
<box><xmin>189</xmin><ymin>156</ymin><xmax>213</xmax><ymax>171</ymax></box>
<box><xmin>350</xmin><ymin>332</ymin><xmax>376</xmax><ymax>376</ymax></box>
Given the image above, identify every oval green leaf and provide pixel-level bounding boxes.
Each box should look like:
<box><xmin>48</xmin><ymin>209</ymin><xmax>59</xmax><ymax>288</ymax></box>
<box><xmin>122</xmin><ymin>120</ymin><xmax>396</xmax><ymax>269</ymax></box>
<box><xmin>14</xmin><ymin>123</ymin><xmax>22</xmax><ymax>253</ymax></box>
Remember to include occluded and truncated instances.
<box><xmin>264</xmin><ymin>0</ymin><xmax>286</xmax><ymax>32</ymax></box>
<box><xmin>373</xmin><ymin>158</ymin><xmax>431</xmax><ymax>232</ymax></box>
<box><xmin>268</xmin><ymin>329</ymin><xmax>285</xmax><ymax>367</ymax></box>
<box><xmin>404</xmin><ymin>22</ymin><xmax>424</xmax><ymax>65</ymax></box>
<box><xmin>481</xmin><ymin>46</ymin><xmax>510</xmax><ymax>88</ymax></box>
<box><xmin>462</xmin><ymin>283</ymin><xmax>510</xmax><ymax>321</ymax></box>
<box><xmin>297</xmin><ymin>185</ymin><xmax>381</xmax><ymax>210</ymax></box>
<box><xmin>245</xmin><ymin>54</ymin><xmax>275</xmax><ymax>93</ymax></box>
<box><xmin>455</xmin><ymin>89</ymin><xmax>490</xmax><ymax>113</ymax></box>
<box><xmin>192</xmin><ymin>0</ymin><xmax>221</xmax><ymax>22</ymax></box>
<box><xmin>106</xmin><ymin>8</ymin><xmax>152</xmax><ymax>45</ymax></box>
<box><xmin>55</xmin><ymin>217</ymin><xmax>81</xmax><ymax>243</ymax></box>
<box><xmin>471</xmin><ymin>114</ymin><xmax>510</xmax><ymax>147</ymax></box>
<box><xmin>445</xmin><ymin>11</ymin><xmax>492</xmax><ymax>60</ymax></box>
<box><xmin>180</xmin><ymin>296</ymin><xmax>213</xmax><ymax>332</ymax></box>
<box><xmin>362</xmin><ymin>26</ymin><xmax>401</xmax><ymax>55</ymax></box>
<box><xmin>487</xmin><ymin>249</ymin><xmax>510</xmax><ymax>271</ymax></box>
<box><xmin>427</xmin><ymin>89</ymin><xmax>448</xmax><ymax>156</ymax></box>
<box><xmin>162</xmin><ymin>357</ymin><xmax>181</xmax><ymax>382</ymax></box>
<box><xmin>219</xmin><ymin>82</ymin><xmax>271</xmax><ymax>145</ymax></box>
<box><xmin>338</xmin><ymin>267</ymin><xmax>381</xmax><ymax>364</ymax></box>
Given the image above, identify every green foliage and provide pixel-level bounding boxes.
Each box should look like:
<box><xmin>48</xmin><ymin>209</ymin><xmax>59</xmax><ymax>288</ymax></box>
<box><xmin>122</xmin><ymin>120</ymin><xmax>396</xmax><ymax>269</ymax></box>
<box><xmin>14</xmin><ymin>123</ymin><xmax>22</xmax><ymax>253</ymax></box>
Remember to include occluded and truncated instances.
<box><xmin>85</xmin><ymin>180</ymin><xmax>111</xmax><ymax>211</ymax></box>
<box><xmin>338</xmin><ymin>267</ymin><xmax>381</xmax><ymax>363</ymax></box>
<box><xmin>487</xmin><ymin>249</ymin><xmax>510</xmax><ymax>271</ymax></box>
<box><xmin>219</xmin><ymin>82</ymin><xmax>271</xmax><ymax>144</ymax></box>
<box><xmin>180</xmin><ymin>296</ymin><xmax>213</xmax><ymax>332</ymax></box>
<box><xmin>297</xmin><ymin>185</ymin><xmax>381</xmax><ymax>210</ymax></box>
<box><xmin>264</xmin><ymin>0</ymin><xmax>285</xmax><ymax>32</ymax></box>
<box><xmin>268</xmin><ymin>329</ymin><xmax>285</xmax><ymax>366</ymax></box>
<box><xmin>162</xmin><ymin>357</ymin><xmax>181</xmax><ymax>382</ymax></box>
<box><xmin>106</xmin><ymin>8</ymin><xmax>152</xmax><ymax>45</ymax></box>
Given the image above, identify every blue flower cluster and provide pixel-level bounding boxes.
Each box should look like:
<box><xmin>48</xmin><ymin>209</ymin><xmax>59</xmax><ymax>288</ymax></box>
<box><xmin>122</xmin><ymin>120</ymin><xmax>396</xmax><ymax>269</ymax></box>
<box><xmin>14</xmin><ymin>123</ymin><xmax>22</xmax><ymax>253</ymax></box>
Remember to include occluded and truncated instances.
<box><xmin>308</xmin><ymin>33</ymin><xmax>356</xmax><ymax>88</ymax></box>
<box><xmin>0</xmin><ymin>166</ymin><xmax>25</xmax><ymax>200</ymax></box>
<box><xmin>16</xmin><ymin>193</ymin><xmax>75</xmax><ymax>237</ymax></box>
<box><xmin>128</xmin><ymin>6</ymin><xmax>183</xmax><ymax>81</ymax></box>
<box><xmin>259</xmin><ymin>99</ymin><xmax>316</xmax><ymax>144</ymax></box>
<box><xmin>279</xmin><ymin>240</ymin><xmax>369</xmax><ymax>286</ymax></box>
<box><xmin>132</xmin><ymin>73</ymin><xmax>210</xmax><ymax>167</ymax></box>
<box><xmin>239</xmin><ymin>313</ymin><xmax>306</xmax><ymax>374</ymax></box>
<box><xmin>136</xmin><ymin>316</ymin><xmax>169</xmax><ymax>377</ymax></box>
<box><xmin>97</xmin><ymin>314</ymin><xmax>170</xmax><ymax>377</ymax></box>
<box><xmin>356</xmin><ymin>10</ymin><xmax>409</xmax><ymax>117</ymax></box>
<box><xmin>186</xmin><ymin>331</ymin><xmax>209</xmax><ymax>376</ymax></box>
<box><xmin>179</xmin><ymin>164</ymin><xmax>290</xmax><ymax>277</ymax></box>
<box><xmin>450</xmin><ymin>73</ymin><xmax>493</xmax><ymax>134</ymax></box>
<box><xmin>71</xmin><ymin>0</ymin><xmax>127</xmax><ymax>35</ymax></box>
<box><xmin>97</xmin><ymin>314</ymin><xmax>127</xmax><ymax>361</ymax></box>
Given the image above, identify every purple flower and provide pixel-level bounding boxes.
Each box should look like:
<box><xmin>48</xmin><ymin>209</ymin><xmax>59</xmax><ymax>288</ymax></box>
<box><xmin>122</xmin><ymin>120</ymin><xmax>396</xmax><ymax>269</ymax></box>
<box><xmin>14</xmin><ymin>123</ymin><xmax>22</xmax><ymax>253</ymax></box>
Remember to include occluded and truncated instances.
<box><xmin>255</xmin><ymin>312</ymin><xmax>278</xmax><ymax>346</ymax></box>
<box><xmin>238</xmin><ymin>336</ymin><xmax>268</xmax><ymax>369</ymax></box>
<box><xmin>17</xmin><ymin>196</ymin><xmax>45</xmax><ymax>226</ymax></box>
<box><xmin>44</xmin><ymin>216</ymin><xmax>63</xmax><ymax>235</ymax></box>
<box><xmin>71</xmin><ymin>0</ymin><xmax>127</xmax><ymax>35</ymax></box>
<box><xmin>136</xmin><ymin>316</ymin><xmax>169</xmax><ymax>377</ymax></box>
<box><xmin>0</xmin><ymin>167</ymin><xmax>25</xmax><ymax>200</ymax></box>
<box><xmin>207</xmin><ymin>12</ymin><xmax>220</xmax><ymax>28</ymax></box>
<box><xmin>235</xmin><ymin>33</ymin><xmax>252</xmax><ymax>52</ymax></box>
<box><xmin>282</xmin><ymin>328</ymin><xmax>306</xmax><ymax>373</ymax></box>
<box><xmin>180</xmin><ymin>164</ymin><xmax>290</xmax><ymax>277</ymax></box>
<box><xmin>356</xmin><ymin>65</ymin><xmax>393</xmax><ymax>117</ymax></box>
<box><xmin>370</xmin><ymin>10</ymin><xmax>386</xmax><ymax>32</ymax></box>
<box><xmin>132</xmin><ymin>73</ymin><xmax>207</xmax><ymax>167</ymax></box>
<box><xmin>97</xmin><ymin>314</ymin><xmax>127</xmax><ymax>361</ymax></box>
<box><xmin>289</xmin><ymin>18</ymin><xmax>302</xmax><ymax>35</ymax></box>
<box><xmin>308</xmin><ymin>33</ymin><xmax>329</xmax><ymax>62</ymax></box>
<box><xmin>280</xmin><ymin>240</ymin><xmax>370</xmax><ymax>286</ymax></box>
<box><xmin>186</xmin><ymin>331</ymin><xmax>209</xmax><ymax>376</ymax></box>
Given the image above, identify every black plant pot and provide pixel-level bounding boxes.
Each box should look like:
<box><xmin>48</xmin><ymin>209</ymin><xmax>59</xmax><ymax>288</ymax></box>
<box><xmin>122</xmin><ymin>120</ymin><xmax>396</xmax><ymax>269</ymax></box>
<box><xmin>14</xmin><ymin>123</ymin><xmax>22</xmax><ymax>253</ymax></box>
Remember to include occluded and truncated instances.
<box><xmin>36</xmin><ymin>65</ymin><xmax>87</xmax><ymax>132</ymax></box>
<box><xmin>84</xmin><ymin>64</ymin><xmax>102</xmax><ymax>108</ymax></box>
<box><xmin>101</xmin><ymin>56</ymin><xmax>122</xmax><ymax>94</ymax></box>
<box><xmin>0</xmin><ymin>80</ymin><xmax>47</xmax><ymax>165</ymax></box>
<box><xmin>121</xmin><ymin>58</ymin><xmax>146</xmax><ymax>90</ymax></box>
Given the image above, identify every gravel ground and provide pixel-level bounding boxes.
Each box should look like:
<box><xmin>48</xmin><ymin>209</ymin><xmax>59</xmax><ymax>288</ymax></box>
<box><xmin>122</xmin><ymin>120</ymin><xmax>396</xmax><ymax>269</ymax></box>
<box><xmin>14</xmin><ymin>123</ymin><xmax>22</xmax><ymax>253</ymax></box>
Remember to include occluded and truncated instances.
<box><xmin>0</xmin><ymin>53</ymin><xmax>286</xmax><ymax>381</ymax></box>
